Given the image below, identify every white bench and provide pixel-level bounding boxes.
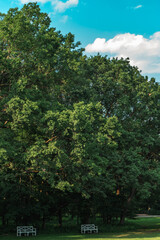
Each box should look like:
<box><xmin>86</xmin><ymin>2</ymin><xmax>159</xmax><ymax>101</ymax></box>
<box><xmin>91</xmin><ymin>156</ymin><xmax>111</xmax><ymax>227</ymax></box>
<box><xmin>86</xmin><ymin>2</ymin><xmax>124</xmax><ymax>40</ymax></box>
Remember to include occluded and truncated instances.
<box><xmin>81</xmin><ymin>224</ymin><xmax>98</xmax><ymax>234</ymax></box>
<box><xmin>17</xmin><ymin>226</ymin><xmax>36</xmax><ymax>236</ymax></box>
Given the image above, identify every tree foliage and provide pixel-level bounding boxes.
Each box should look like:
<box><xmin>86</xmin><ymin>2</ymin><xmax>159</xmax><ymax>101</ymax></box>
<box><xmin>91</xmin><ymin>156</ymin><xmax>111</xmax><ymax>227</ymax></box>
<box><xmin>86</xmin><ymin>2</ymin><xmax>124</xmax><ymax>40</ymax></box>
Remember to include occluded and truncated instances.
<box><xmin>0</xmin><ymin>3</ymin><xmax>160</xmax><ymax>228</ymax></box>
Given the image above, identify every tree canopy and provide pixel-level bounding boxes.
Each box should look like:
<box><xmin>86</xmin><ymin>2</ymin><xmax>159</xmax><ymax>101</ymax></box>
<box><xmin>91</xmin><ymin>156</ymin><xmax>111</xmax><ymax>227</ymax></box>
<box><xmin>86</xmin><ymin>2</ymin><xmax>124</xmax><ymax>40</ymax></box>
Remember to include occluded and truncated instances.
<box><xmin>0</xmin><ymin>3</ymin><xmax>160</xmax><ymax>228</ymax></box>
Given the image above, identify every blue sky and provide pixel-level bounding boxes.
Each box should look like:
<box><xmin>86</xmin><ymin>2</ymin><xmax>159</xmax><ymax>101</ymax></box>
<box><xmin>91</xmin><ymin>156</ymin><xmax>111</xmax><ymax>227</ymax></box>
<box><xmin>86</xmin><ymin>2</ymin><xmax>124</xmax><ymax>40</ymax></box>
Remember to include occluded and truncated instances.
<box><xmin>1</xmin><ymin>0</ymin><xmax>160</xmax><ymax>81</ymax></box>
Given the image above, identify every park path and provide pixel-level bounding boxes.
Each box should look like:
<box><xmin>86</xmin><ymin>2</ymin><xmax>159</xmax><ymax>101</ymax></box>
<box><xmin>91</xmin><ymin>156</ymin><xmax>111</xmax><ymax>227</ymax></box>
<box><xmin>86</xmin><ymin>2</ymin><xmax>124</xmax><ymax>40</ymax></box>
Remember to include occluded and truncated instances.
<box><xmin>136</xmin><ymin>214</ymin><xmax>160</xmax><ymax>218</ymax></box>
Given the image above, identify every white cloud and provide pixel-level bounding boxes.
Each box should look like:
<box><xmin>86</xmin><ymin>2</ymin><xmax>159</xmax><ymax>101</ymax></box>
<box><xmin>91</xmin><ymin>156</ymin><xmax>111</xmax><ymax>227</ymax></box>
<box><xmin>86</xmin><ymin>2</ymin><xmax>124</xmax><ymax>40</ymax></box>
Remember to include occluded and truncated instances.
<box><xmin>85</xmin><ymin>32</ymin><xmax>160</xmax><ymax>74</ymax></box>
<box><xmin>19</xmin><ymin>0</ymin><xmax>79</xmax><ymax>12</ymax></box>
<box><xmin>60</xmin><ymin>15</ymin><xmax>69</xmax><ymax>23</ymax></box>
<box><xmin>20</xmin><ymin>0</ymin><xmax>48</xmax><ymax>3</ymax></box>
<box><xmin>53</xmin><ymin>0</ymin><xmax>79</xmax><ymax>12</ymax></box>
<box><xmin>134</xmin><ymin>5</ymin><xmax>142</xmax><ymax>9</ymax></box>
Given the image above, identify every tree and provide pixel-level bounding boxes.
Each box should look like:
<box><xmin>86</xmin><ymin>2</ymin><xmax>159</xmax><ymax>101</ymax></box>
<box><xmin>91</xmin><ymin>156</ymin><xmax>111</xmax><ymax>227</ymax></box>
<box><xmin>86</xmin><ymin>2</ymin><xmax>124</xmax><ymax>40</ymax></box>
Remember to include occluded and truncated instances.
<box><xmin>0</xmin><ymin>2</ymin><xmax>87</xmax><ymax>225</ymax></box>
<box><xmin>87</xmin><ymin>55</ymin><xmax>160</xmax><ymax>224</ymax></box>
<box><xmin>0</xmin><ymin>3</ymin><xmax>160</xmax><ymax>228</ymax></box>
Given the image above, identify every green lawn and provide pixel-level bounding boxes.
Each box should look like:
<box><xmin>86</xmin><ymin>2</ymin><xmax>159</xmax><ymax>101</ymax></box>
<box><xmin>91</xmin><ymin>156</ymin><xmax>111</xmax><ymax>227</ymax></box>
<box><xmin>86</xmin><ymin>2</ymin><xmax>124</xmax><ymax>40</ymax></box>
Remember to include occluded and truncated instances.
<box><xmin>1</xmin><ymin>232</ymin><xmax>160</xmax><ymax>240</ymax></box>
<box><xmin>1</xmin><ymin>218</ymin><xmax>160</xmax><ymax>240</ymax></box>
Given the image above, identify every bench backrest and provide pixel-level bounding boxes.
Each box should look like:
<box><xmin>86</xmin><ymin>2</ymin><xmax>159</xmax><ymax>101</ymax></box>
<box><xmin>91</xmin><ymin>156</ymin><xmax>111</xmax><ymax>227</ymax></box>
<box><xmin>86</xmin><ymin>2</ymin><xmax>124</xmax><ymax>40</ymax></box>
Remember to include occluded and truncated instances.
<box><xmin>17</xmin><ymin>226</ymin><xmax>34</xmax><ymax>232</ymax></box>
<box><xmin>81</xmin><ymin>224</ymin><xmax>96</xmax><ymax>229</ymax></box>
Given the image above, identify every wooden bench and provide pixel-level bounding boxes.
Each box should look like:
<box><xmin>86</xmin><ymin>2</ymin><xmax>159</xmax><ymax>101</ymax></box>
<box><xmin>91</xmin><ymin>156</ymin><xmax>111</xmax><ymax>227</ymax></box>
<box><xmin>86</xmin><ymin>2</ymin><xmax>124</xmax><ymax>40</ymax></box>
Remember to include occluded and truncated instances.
<box><xmin>17</xmin><ymin>226</ymin><xmax>36</xmax><ymax>236</ymax></box>
<box><xmin>81</xmin><ymin>224</ymin><xmax>98</xmax><ymax>234</ymax></box>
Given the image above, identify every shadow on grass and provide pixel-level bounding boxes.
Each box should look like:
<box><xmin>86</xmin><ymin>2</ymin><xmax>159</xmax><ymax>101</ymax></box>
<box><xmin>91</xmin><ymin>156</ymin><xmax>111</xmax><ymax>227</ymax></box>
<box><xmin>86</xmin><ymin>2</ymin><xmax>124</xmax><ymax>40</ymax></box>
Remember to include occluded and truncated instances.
<box><xmin>37</xmin><ymin>230</ymin><xmax>160</xmax><ymax>239</ymax></box>
<box><xmin>1</xmin><ymin>218</ymin><xmax>160</xmax><ymax>239</ymax></box>
<box><xmin>1</xmin><ymin>231</ymin><xmax>160</xmax><ymax>240</ymax></box>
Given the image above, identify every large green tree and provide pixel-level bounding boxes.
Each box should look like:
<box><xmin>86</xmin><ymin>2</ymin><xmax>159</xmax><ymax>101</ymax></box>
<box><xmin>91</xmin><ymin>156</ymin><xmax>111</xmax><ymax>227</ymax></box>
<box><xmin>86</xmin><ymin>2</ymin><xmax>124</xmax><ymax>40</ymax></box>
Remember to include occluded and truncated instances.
<box><xmin>87</xmin><ymin>55</ymin><xmax>160</xmax><ymax>223</ymax></box>
<box><xmin>0</xmin><ymin>3</ymin><xmax>87</xmax><ymax>225</ymax></box>
<box><xmin>0</xmin><ymin>3</ymin><xmax>160</xmax><ymax>228</ymax></box>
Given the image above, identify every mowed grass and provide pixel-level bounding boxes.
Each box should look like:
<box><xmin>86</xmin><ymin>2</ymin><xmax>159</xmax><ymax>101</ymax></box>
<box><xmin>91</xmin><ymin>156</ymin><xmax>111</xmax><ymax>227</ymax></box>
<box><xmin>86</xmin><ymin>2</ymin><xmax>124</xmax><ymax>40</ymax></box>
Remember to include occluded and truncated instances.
<box><xmin>1</xmin><ymin>232</ymin><xmax>160</xmax><ymax>240</ymax></box>
<box><xmin>1</xmin><ymin>217</ymin><xmax>160</xmax><ymax>240</ymax></box>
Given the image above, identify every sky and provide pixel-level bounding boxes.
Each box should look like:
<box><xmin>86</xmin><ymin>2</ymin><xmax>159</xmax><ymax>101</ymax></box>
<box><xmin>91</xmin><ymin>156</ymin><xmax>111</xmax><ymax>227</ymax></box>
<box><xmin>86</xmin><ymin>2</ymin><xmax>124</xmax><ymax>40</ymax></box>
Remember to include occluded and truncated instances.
<box><xmin>1</xmin><ymin>0</ymin><xmax>160</xmax><ymax>82</ymax></box>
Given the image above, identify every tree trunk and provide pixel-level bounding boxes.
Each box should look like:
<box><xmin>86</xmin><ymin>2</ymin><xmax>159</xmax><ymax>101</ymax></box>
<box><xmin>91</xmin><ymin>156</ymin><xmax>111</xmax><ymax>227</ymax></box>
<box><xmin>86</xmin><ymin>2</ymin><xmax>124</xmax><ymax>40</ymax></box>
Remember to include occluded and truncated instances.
<box><xmin>120</xmin><ymin>210</ymin><xmax>126</xmax><ymax>225</ymax></box>
<box><xmin>42</xmin><ymin>215</ymin><xmax>46</xmax><ymax>229</ymax></box>
<box><xmin>102</xmin><ymin>213</ymin><xmax>107</xmax><ymax>224</ymax></box>
<box><xmin>58</xmin><ymin>209</ymin><xmax>62</xmax><ymax>227</ymax></box>
<box><xmin>2</xmin><ymin>215</ymin><xmax>5</xmax><ymax>226</ymax></box>
<box><xmin>119</xmin><ymin>187</ymin><xmax>135</xmax><ymax>225</ymax></box>
<box><xmin>107</xmin><ymin>215</ymin><xmax>112</xmax><ymax>224</ymax></box>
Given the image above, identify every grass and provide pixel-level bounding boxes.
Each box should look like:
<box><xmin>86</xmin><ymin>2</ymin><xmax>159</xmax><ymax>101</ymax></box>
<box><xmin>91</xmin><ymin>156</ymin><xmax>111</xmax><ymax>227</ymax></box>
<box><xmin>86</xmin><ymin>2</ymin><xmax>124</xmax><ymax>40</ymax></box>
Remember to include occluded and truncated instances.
<box><xmin>1</xmin><ymin>217</ymin><xmax>160</xmax><ymax>240</ymax></box>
